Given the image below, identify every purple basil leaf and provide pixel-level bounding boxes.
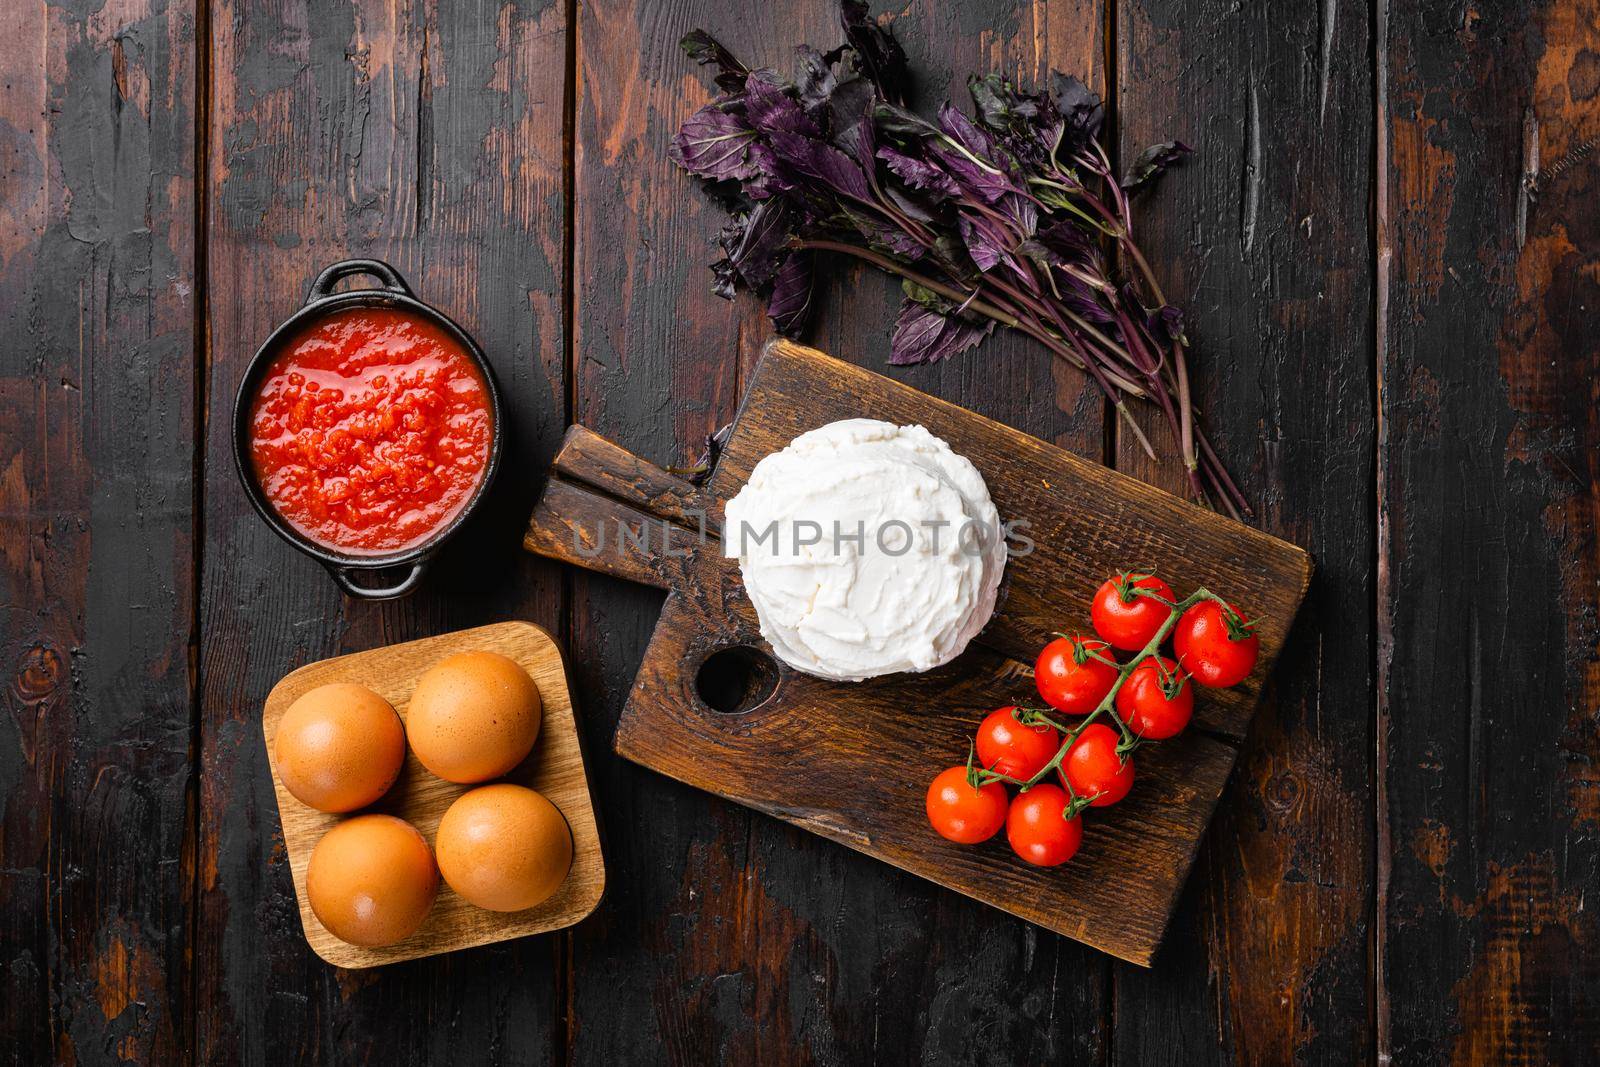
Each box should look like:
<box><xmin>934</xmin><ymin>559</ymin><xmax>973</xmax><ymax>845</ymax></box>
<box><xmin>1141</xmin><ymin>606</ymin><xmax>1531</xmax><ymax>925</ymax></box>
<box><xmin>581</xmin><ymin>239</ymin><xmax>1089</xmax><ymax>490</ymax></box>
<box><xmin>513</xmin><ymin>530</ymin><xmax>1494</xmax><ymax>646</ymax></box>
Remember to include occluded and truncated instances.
<box><xmin>767</xmin><ymin>251</ymin><xmax>815</xmax><ymax>335</ymax></box>
<box><xmin>937</xmin><ymin>102</ymin><xmax>999</xmax><ymax>159</ymax></box>
<box><xmin>1058</xmin><ymin>273</ymin><xmax>1116</xmax><ymax>325</ymax></box>
<box><xmin>883</xmin><ymin>182</ymin><xmax>936</xmax><ymax>223</ymax></box>
<box><xmin>793</xmin><ymin>45</ymin><xmax>838</xmax><ymax>114</ymax></box>
<box><xmin>745</xmin><ymin>70</ymin><xmax>821</xmax><ymax>137</ymax></box>
<box><xmin>1121</xmin><ymin>140</ymin><xmax>1193</xmax><ymax>190</ymax></box>
<box><xmin>681</xmin><ymin>29</ymin><xmax>749</xmax><ymax>94</ymax></box>
<box><xmin>931</xmin><ymin>144</ymin><xmax>1013</xmax><ymax>203</ymax></box>
<box><xmin>741</xmin><ymin>141</ymin><xmax>794</xmax><ymax>199</ymax></box>
<box><xmin>874</xmin><ymin>100</ymin><xmax>945</xmax><ymax>144</ymax></box>
<box><xmin>1014</xmin><ymin>238</ymin><xmax>1054</xmax><ymax>273</ymax></box>
<box><xmin>827</xmin><ymin>111</ymin><xmax>879</xmax><ymax>203</ymax></box>
<box><xmin>828</xmin><ymin>75</ymin><xmax>877</xmax><ymax>150</ymax></box>
<box><xmin>1018</xmin><ymin>122</ymin><xmax>1063</xmax><ymax>170</ymax></box>
<box><xmin>767</xmin><ymin>129</ymin><xmax>873</xmax><ymax>202</ymax></box>
<box><xmin>710</xmin><ymin>256</ymin><xmax>738</xmax><ymax>299</ymax></box>
<box><xmin>928</xmin><ymin>231</ymin><xmax>981</xmax><ymax>279</ymax></box>
<box><xmin>998</xmin><ymin>191</ymin><xmax>1037</xmax><ymax>239</ymax></box>
<box><xmin>839</xmin><ymin>0</ymin><xmax>909</xmax><ymax>105</ymax></box>
<box><xmin>670</xmin><ymin>104</ymin><xmax>758</xmax><ymax>181</ymax></box>
<box><xmin>842</xmin><ymin>205</ymin><xmax>925</xmax><ymax>258</ymax></box>
<box><xmin>877</xmin><ymin>145</ymin><xmax>959</xmax><ymax>198</ymax></box>
<box><xmin>1036</xmin><ymin>218</ymin><xmax>1096</xmax><ymax>264</ymax></box>
<box><xmin>999</xmin><ymin>98</ymin><xmax>1059</xmax><ymax>169</ymax></box>
<box><xmin>722</xmin><ymin>198</ymin><xmax>793</xmax><ymax>289</ymax></box>
<box><xmin>889</xmin><ymin>299</ymin><xmax>993</xmax><ymax>365</ymax></box>
<box><xmin>1051</xmin><ymin>73</ymin><xmax>1105</xmax><ymax>148</ymax></box>
<box><xmin>1149</xmin><ymin>303</ymin><xmax>1186</xmax><ymax>344</ymax></box>
<box><xmin>958</xmin><ymin>212</ymin><xmax>1015</xmax><ymax>273</ymax></box>
<box><xmin>852</xmin><ymin>111</ymin><xmax>878</xmax><ymax>169</ymax></box>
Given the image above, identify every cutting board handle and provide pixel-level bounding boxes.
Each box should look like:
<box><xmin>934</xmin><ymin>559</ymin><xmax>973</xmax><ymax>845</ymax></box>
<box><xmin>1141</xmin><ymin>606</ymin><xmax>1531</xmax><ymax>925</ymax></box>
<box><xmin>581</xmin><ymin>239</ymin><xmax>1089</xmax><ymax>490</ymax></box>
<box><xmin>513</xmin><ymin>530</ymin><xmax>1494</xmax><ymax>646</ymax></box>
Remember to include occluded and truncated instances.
<box><xmin>525</xmin><ymin>426</ymin><xmax>714</xmax><ymax>590</ymax></box>
<box><xmin>549</xmin><ymin>426</ymin><xmax>719</xmax><ymax>533</ymax></box>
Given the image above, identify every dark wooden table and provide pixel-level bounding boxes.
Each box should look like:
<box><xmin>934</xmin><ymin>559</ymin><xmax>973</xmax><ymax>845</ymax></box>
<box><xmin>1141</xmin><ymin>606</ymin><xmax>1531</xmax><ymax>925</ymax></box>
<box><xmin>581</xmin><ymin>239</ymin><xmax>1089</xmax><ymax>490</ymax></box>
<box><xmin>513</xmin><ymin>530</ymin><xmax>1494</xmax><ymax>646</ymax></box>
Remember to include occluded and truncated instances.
<box><xmin>3</xmin><ymin>0</ymin><xmax>1596</xmax><ymax>1063</ymax></box>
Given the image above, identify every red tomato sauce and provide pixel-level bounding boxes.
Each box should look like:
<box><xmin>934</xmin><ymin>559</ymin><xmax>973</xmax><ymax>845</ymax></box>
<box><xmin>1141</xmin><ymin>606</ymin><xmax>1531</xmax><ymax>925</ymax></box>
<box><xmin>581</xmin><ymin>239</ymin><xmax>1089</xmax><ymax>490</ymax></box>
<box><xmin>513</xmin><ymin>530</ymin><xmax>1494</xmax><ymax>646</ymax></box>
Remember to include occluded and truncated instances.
<box><xmin>249</xmin><ymin>306</ymin><xmax>493</xmax><ymax>555</ymax></box>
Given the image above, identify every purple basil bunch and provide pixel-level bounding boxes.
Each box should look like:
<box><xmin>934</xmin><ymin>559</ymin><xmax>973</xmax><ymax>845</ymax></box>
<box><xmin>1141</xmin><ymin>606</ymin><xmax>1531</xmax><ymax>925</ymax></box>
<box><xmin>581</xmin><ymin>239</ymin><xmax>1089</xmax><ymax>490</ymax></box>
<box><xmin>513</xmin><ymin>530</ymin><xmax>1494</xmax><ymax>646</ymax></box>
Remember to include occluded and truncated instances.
<box><xmin>670</xmin><ymin>0</ymin><xmax>1245</xmax><ymax>516</ymax></box>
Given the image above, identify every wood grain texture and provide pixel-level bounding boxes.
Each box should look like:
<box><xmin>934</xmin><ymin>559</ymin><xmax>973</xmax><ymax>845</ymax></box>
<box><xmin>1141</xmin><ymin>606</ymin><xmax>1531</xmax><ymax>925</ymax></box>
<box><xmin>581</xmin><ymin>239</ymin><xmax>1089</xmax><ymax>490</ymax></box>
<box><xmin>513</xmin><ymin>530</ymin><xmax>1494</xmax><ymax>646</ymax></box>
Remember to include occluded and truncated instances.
<box><xmin>262</xmin><ymin>622</ymin><xmax>603</xmax><ymax>968</ymax></box>
<box><xmin>568</xmin><ymin>0</ymin><xmax>1120</xmax><ymax>1054</ymax></box>
<box><xmin>3</xmin><ymin>0</ymin><xmax>1597</xmax><ymax>1059</ymax></box>
<box><xmin>527</xmin><ymin>339</ymin><xmax>1311</xmax><ymax>965</ymax></box>
<box><xmin>199</xmin><ymin>0</ymin><xmax>569</xmax><ymax>1062</ymax></box>
<box><xmin>550</xmin><ymin>426</ymin><xmax>718</xmax><ymax>534</ymax></box>
<box><xmin>623</xmin><ymin>597</ymin><xmax>1242</xmax><ymax>968</ymax></box>
<box><xmin>796</xmin><ymin>5</ymin><xmax>1120</xmax><ymax>1058</ymax></box>
<box><xmin>1377</xmin><ymin>0</ymin><xmax>1600</xmax><ymax>1062</ymax></box>
<box><xmin>1112</xmin><ymin>0</ymin><xmax>1379</xmax><ymax>1062</ymax></box>
<box><xmin>0</xmin><ymin>1</ymin><xmax>198</xmax><ymax>1063</ymax></box>
<box><xmin>572</xmin><ymin>0</ymin><xmax>1118</xmax><ymax>1045</ymax></box>
<box><xmin>569</xmin><ymin>3</ymin><xmax>850</xmax><ymax>1063</ymax></box>
<box><xmin>525</xmin><ymin>477</ymin><xmax>700</xmax><ymax>592</ymax></box>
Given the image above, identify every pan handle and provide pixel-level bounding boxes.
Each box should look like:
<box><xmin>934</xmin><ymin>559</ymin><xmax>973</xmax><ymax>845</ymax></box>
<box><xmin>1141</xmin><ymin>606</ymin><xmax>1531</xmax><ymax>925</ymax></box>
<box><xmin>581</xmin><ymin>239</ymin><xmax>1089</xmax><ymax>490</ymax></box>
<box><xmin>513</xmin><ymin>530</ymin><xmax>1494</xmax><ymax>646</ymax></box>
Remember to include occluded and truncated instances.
<box><xmin>325</xmin><ymin>558</ymin><xmax>429</xmax><ymax>601</ymax></box>
<box><xmin>305</xmin><ymin>259</ymin><xmax>413</xmax><ymax>303</ymax></box>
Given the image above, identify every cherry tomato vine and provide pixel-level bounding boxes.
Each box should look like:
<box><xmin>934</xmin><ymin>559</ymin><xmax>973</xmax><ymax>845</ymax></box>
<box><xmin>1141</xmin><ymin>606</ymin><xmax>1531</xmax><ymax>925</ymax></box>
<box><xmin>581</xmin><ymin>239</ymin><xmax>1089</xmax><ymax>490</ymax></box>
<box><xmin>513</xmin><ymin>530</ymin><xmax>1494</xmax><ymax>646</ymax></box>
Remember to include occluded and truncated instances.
<box><xmin>925</xmin><ymin>571</ymin><xmax>1262</xmax><ymax>867</ymax></box>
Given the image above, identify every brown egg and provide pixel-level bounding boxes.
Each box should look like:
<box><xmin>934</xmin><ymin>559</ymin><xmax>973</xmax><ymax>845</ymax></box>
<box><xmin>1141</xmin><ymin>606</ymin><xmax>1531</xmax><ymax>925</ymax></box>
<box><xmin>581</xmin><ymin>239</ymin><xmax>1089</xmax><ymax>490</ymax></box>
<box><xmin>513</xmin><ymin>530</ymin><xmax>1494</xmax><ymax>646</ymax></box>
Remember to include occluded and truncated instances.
<box><xmin>274</xmin><ymin>682</ymin><xmax>406</xmax><ymax>812</ymax></box>
<box><xmin>405</xmin><ymin>651</ymin><xmax>541</xmax><ymax>784</ymax></box>
<box><xmin>306</xmin><ymin>814</ymin><xmax>439</xmax><ymax>946</ymax></box>
<box><xmin>435</xmin><ymin>784</ymin><xmax>572</xmax><ymax>912</ymax></box>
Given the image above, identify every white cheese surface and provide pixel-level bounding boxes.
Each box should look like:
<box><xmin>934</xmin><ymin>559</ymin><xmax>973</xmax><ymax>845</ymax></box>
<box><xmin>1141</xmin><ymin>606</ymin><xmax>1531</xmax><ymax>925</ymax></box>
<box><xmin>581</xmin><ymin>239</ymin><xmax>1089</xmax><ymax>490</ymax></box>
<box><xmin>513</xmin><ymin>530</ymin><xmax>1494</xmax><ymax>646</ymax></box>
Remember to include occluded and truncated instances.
<box><xmin>722</xmin><ymin>419</ymin><xmax>1006</xmax><ymax>682</ymax></box>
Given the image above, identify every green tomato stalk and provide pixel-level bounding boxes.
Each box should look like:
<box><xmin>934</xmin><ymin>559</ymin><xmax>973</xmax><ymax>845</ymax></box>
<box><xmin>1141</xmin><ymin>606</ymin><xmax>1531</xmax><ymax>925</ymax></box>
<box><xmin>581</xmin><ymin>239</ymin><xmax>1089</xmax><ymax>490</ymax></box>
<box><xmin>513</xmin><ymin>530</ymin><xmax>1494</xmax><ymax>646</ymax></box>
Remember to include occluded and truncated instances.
<box><xmin>971</xmin><ymin>585</ymin><xmax>1242</xmax><ymax>813</ymax></box>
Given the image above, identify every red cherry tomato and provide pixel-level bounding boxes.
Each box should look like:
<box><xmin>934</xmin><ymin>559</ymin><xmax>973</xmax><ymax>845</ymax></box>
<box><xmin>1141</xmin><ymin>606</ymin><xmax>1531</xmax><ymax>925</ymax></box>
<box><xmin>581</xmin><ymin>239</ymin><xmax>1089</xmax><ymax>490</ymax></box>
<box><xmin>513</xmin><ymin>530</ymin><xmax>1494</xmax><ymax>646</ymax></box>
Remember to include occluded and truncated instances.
<box><xmin>976</xmin><ymin>706</ymin><xmax>1061</xmax><ymax>781</ymax></box>
<box><xmin>1174</xmin><ymin>600</ymin><xmax>1260</xmax><ymax>687</ymax></box>
<box><xmin>925</xmin><ymin>766</ymin><xmax>1008</xmax><ymax>844</ymax></box>
<box><xmin>1114</xmin><ymin>656</ymin><xmax>1194</xmax><ymax>739</ymax></box>
<box><xmin>1090</xmin><ymin>572</ymin><xmax>1176</xmax><ymax>651</ymax></box>
<box><xmin>1060</xmin><ymin>723</ymin><xmax>1135</xmax><ymax>807</ymax></box>
<box><xmin>1005</xmin><ymin>784</ymin><xmax>1084</xmax><ymax>866</ymax></box>
<box><xmin>1034</xmin><ymin>635</ymin><xmax>1118</xmax><ymax>715</ymax></box>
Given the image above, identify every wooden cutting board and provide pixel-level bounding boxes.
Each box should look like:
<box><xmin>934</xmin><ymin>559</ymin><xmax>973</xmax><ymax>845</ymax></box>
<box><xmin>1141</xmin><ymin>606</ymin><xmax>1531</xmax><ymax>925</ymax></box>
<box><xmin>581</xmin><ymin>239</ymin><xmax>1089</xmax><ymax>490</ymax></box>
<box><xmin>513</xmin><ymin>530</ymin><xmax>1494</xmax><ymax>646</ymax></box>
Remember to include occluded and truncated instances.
<box><xmin>524</xmin><ymin>339</ymin><xmax>1310</xmax><ymax>965</ymax></box>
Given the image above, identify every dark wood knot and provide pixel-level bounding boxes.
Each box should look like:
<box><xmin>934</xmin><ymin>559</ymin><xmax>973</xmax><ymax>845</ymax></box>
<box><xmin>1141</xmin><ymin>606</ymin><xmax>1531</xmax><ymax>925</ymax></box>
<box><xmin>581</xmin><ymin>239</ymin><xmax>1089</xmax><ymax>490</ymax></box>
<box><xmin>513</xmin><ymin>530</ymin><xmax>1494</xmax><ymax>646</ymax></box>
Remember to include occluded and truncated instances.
<box><xmin>14</xmin><ymin>641</ymin><xmax>65</xmax><ymax>703</ymax></box>
<box><xmin>1265</xmin><ymin>769</ymin><xmax>1301</xmax><ymax>814</ymax></box>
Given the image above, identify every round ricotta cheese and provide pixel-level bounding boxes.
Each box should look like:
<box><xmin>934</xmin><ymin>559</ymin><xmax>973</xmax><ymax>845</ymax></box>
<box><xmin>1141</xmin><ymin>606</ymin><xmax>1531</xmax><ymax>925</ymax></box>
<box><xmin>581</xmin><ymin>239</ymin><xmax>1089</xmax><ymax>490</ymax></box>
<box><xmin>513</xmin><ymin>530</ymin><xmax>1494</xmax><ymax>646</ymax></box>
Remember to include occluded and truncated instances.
<box><xmin>722</xmin><ymin>419</ymin><xmax>1006</xmax><ymax>682</ymax></box>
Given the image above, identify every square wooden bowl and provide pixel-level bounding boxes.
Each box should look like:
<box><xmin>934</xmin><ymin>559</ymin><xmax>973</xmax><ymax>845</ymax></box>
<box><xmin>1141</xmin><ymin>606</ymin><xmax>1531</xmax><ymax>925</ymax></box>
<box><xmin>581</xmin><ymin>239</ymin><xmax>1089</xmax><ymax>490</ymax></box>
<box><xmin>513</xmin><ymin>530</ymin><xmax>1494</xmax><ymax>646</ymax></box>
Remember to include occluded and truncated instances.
<box><xmin>262</xmin><ymin>621</ymin><xmax>605</xmax><ymax>967</ymax></box>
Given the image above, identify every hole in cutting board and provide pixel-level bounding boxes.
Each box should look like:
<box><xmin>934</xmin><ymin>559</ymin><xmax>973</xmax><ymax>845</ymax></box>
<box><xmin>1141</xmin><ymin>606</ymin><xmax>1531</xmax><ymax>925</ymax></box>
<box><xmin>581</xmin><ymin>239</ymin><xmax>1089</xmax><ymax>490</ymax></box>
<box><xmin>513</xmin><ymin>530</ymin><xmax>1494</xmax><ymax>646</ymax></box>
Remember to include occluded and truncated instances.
<box><xmin>694</xmin><ymin>646</ymin><xmax>779</xmax><ymax>714</ymax></box>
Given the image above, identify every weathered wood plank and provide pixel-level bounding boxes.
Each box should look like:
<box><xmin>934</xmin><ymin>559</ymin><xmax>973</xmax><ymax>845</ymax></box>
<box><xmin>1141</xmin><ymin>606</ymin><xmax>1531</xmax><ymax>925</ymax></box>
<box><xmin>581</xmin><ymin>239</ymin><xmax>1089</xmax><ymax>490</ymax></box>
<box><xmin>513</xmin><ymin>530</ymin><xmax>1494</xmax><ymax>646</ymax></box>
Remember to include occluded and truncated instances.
<box><xmin>0</xmin><ymin>1</ymin><xmax>198</xmax><ymax>1062</ymax></box>
<box><xmin>1112</xmin><ymin>0</ymin><xmax>1377</xmax><ymax>1062</ymax></box>
<box><xmin>801</xmin><ymin>6</ymin><xmax>1117</xmax><ymax>1059</ymax></box>
<box><xmin>1377</xmin><ymin>1</ymin><xmax>1600</xmax><ymax>1062</ymax></box>
<box><xmin>569</xmin><ymin>2</ymin><xmax>834</xmax><ymax>1059</ymax></box>
<box><xmin>198</xmin><ymin>0</ymin><xmax>568</xmax><ymax>1061</ymax></box>
<box><xmin>571</xmin><ymin>0</ymin><xmax>1117</xmax><ymax>1059</ymax></box>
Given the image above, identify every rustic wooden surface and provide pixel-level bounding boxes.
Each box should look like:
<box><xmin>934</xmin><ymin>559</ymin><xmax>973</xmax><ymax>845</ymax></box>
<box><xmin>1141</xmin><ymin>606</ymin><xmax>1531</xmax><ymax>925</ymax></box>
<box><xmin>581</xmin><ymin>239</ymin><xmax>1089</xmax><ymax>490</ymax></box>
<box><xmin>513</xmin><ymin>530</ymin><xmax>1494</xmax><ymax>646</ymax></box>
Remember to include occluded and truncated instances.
<box><xmin>1</xmin><ymin>0</ymin><xmax>1596</xmax><ymax>1062</ymax></box>
<box><xmin>261</xmin><ymin>622</ymin><xmax>604</xmax><ymax>968</ymax></box>
<box><xmin>523</xmin><ymin>337</ymin><xmax>1310</xmax><ymax>964</ymax></box>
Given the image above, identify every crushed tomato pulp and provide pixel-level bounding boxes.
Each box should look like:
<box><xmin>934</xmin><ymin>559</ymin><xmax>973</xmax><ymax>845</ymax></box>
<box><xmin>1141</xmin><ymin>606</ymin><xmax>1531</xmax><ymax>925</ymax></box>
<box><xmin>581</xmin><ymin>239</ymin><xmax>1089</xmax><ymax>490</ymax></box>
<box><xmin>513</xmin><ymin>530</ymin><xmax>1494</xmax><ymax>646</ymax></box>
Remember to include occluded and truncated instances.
<box><xmin>249</xmin><ymin>306</ymin><xmax>493</xmax><ymax>555</ymax></box>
